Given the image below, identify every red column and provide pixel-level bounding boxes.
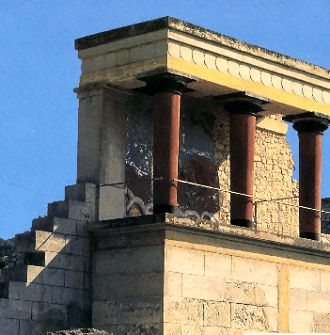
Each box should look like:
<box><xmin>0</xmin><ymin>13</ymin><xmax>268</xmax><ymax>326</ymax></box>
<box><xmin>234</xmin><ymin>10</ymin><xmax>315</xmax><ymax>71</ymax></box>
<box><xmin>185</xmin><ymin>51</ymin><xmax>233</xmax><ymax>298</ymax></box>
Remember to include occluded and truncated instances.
<box><xmin>146</xmin><ymin>74</ymin><xmax>188</xmax><ymax>214</ymax></box>
<box><xmin>229</xmin><ymin>112</ymin><xmax>256</xmax><ymax>227</ymax></box>
<box><xmin>219</xmin><ymin>92</ymin><xmax>269</xmax><ymax>228</ymax></box>
<box><xmin>289</xmin><ymin>115</ymin><xmax>329</xmax><ymax>240</ymax></box>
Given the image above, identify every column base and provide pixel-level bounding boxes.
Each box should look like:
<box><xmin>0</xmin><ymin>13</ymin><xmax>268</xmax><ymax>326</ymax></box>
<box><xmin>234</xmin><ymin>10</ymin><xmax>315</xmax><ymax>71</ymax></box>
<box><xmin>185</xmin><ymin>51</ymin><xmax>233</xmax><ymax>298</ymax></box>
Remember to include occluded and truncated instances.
<box><xmin>300</xmin><ymin>232</ymin><xmax>320</xmax><ymax>241</ymax></box>
<box><xmin>231</xmin><ymin>219</ymin><xmax>253</xmax><ymax>228</ymax></box>
<box><xmin>153</xmin><ymin>204</ymin><xmax>176</xmax><ymax>214</ymax></box>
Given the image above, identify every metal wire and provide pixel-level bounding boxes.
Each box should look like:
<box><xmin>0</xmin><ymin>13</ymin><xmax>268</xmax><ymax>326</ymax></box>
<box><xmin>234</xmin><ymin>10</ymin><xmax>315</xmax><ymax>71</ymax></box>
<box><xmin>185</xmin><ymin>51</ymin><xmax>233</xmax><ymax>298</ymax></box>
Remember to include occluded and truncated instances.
<box><xmin>174</xmin><ymin>178</ymin><xmax>330</xmax><ymax>215</ymax></box>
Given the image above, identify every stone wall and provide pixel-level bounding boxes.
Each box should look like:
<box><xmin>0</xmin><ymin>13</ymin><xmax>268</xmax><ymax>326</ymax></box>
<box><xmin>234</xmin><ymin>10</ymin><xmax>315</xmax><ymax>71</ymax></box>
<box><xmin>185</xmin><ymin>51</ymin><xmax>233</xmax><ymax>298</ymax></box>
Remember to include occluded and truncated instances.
<box><xmin>91</xmin><ymin>216</ymin><xmax>330</xmax><ymax>334</ymax></box>
<box><xmin>125</xmin><ymin>94</ymin><xmax>300</xmax><ymax>237</ymax></box>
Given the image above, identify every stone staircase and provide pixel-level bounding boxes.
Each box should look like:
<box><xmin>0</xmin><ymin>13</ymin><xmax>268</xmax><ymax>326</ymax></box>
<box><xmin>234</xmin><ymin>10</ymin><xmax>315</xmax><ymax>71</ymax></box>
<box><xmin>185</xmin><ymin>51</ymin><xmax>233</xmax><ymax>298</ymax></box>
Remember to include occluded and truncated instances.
<box><xmin>0</xmin><ymin>183</ymin><xmax>96</xmax><ymax>335</ymax></box>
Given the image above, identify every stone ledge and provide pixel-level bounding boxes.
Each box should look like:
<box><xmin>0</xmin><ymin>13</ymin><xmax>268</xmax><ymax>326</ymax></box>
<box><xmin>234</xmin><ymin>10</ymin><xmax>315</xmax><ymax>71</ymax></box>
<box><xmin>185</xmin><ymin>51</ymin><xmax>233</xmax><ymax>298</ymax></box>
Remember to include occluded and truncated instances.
<box><xmin>91</xmin><ymin>214</ymin><xmax>330</xmax><ymax>262</ymax></box>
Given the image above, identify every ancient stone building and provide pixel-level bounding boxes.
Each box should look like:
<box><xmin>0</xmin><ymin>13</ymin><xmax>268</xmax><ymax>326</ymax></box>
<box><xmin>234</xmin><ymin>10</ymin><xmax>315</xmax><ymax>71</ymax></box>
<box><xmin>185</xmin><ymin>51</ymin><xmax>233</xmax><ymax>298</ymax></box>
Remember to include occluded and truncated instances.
<box><xmin>0</xmin><ymin>17</ymin><xmax>330</xmax><ymax>334</ymax></box>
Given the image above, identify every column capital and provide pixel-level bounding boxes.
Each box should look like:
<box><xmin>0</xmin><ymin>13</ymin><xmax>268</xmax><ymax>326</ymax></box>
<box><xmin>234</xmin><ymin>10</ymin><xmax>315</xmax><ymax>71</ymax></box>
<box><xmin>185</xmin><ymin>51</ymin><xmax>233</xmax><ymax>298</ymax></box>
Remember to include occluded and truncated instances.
<box><xmin>284</xmin><ymin>112</ymin><xmax>329</xmax><ymax>134</ymax></box>
<box><xmin>214</xmin><ymin>91</ymin><xmax>270</xmax><ymax>115</ymax></box>
<box><xmin>138</xmin><ymin>73</ymin><xmax>193</xmax><ymax>95</ymax></box>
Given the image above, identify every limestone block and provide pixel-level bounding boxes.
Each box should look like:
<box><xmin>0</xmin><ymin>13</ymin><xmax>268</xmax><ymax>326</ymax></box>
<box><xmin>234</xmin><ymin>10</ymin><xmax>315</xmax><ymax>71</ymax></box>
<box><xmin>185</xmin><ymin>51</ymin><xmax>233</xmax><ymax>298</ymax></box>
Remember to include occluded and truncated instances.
<box><xmin>289</xmin><ymin>310</ymin><xmax>314</xmax><ymax>332</ymax></box>
<box><xmin>98</xmin><ymin>185</ymin><xmax>126</xmax><ymax>220</ymax></box>
<box><xmin>204</xmin><ymin>252</ymin><xmax>232</xmax><ymax>279</ymax></box>
<box><xmin>182</xmin><ymin>274</ymin><xmax>224</xmax><ymax>300</ymax></box>
<box><xmin>26</xmin><ymin>265</ymin><xmax>65</xmax><ymax>286</ymax></box>
<box><xmin>289</xmin><ymin>266</ymin><xmax>321</xmax><ymax>291</ymax></box>
<box><xmin>0</xmin><ymin>298</ymin><xmax>32</xmax><ymax>320</ymax></box>
<box><xmin>306</xmin><ymin>291</ymin><xmax>330</xmax><ymax>313</ymax></box>
<box><xmin>320</xmin><ymin>271</ymin><xmax>330</xmax><ymax>292</ymax></box>
<box><xmin>0</xmin><ymin>318</ymin><xmax>19</xmax><ymax>335</ymax></box>
<box><xmin>65</xmin><ymin>236</ymin><xmax>90</xmax><ymax>257</ymax></box>
<box><xmin>52</xmin><ymin>218</ymin><xmax>77</xmax><ymax>236</ymax></box>
<box><xmin>203</xmin><ymin>301</ymin><xmax>231</xmax><ymax>327</ymax></box>
<box><xmin>45</xmin><ymin>251</ymin><xmax>90</xmax><ymax>272</ymax></box>
<box><xmin>52</xmin><ymin>286</ymin><xmax>90</xmax><ymax>309</ymax></box>
<box><xmin>7</xmin><ymin>281</ymin><xmax>52</xmax><ymax>303</ymax></box>
<box><xmin>76</xmin><ymin>222</ymin><xmax>89</xmax><ymax>237</ymax></box>
<box><xmin>255</xmin><ymin>284</ymin><xmax>278</xmax><ymax>307</ymax></box>
<box><xmin>93</xmin><ymin>301</ymin><xmax>161</xmax><ymax>326</ymax></box>
<box><xmin>93</xmin><ymin>273</ymin><xmax>162</xmax><ymax>301</ymax></box>
<box><xmin>164</xmin><ymin>271</ymin><xmax>182</xmax><ymax>297</ymax></box>
<box><xmin>35</xmin><ymin>232</ymin><xmax>66</xmax><ymax>253</ymax></box>
<box><xmin>164</xmin><ymin>297</ymin><xmax>202</xmax><ymax>325</ymax></box>
<box><xmin>67</xmin><ymin>200</ymin><xmax>95</xmax><ymax>222</ymax></box>
<box><xmin>289</xmin><ymin>289</ymin><xmax>307</xmax><ymax>311</ymax></box>
<box><xmin>18</xmin><ymin>320</ymin><xmax>46</xmax><ymax>335</ymax></box>
<box><xmin>224</xmin><ymin>281</ymin><xmax>256</xmax><ymax>305</ymax></box>
<box><xmin>231</xmin><ymin>304</ymin><xmax>277</xmax><ymax>332</ymax></box>
<box><xmin>94</xmin><ymin>246</ymin><xmax>163</xmax><ymax>276</ymax></box>
<box><xmin>65</xmin><ymin>183</ymin><xmax>97</xmax><ymax>203</ymax></box>
<box><xmin>165</xmin><ymin>246</ymin><xmax>204</xmax><ymax>276</ymax></box>
<box><xmin>232</xmin><ymin>257</ymin><xmax>277</xmax><ymax>286</ymax></box>
<box><xmin>65</xmin><ymin>270</ymin><xmax>90</xmax><ymax>290</ymax></box>
<box><xmin>31</xmin><ymin>302</ymin><xmax>67</xmax><ymax>322</ymax></box>
<box><xmin>314</xmin><ymin>312</ymin><xmax>330</xmax><ymax>333</ymax></box>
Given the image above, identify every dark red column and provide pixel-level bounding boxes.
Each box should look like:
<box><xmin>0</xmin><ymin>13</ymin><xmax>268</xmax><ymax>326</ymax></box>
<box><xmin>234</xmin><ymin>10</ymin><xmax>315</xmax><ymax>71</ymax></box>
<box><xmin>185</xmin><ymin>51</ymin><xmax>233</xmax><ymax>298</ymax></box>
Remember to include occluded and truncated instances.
<box><xmin>286</xmin><ymin>113</ymin><xmax>329</xmax><ymax>240</ymax></box>
<box><xmin>145</xmin><ymin>74</ymin><xmax>189</xmax><ymax>214</ymax></box>
<box><xmin>218</xmin><ymin>92</ymin><xmax>269</xmax><ymax>228</ymax></box>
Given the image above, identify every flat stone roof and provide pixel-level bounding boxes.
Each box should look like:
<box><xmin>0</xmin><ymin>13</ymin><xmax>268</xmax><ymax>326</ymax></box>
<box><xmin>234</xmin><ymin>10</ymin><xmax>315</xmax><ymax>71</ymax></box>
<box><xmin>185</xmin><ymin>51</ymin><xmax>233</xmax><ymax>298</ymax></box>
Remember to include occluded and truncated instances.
<box><xmin>75</xmin><ymin>16</ymin><xmax>330</xmax><ymax>80</ymax></box>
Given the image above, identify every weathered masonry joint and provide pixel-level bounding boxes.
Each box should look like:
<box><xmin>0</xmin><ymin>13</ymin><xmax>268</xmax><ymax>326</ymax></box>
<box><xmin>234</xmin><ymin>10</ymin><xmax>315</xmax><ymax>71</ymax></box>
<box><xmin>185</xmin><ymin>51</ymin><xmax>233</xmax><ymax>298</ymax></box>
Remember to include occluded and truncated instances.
<box><xmin>1</xmin><ymin>17</ymin><xmax>330</xmax><ymax>334</ymax></box>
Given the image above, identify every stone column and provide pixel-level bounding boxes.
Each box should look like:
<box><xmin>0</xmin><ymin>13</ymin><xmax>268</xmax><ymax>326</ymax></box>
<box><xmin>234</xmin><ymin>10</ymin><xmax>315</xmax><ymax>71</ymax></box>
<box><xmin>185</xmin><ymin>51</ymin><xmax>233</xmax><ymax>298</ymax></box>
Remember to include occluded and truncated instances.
<box><xmin>144</xmin><ymin>74</ymin><xmax>189</xmax><ymax>214</ymax></box>
<box><xmin>216</xmin><ymin>92</ymin><xmax>269</xmax><ymax>228</ymax></box>
<box><xmin>285</xmin><ymin>113</ymin><xmax>329</xmax><ymax>240</ymax></box>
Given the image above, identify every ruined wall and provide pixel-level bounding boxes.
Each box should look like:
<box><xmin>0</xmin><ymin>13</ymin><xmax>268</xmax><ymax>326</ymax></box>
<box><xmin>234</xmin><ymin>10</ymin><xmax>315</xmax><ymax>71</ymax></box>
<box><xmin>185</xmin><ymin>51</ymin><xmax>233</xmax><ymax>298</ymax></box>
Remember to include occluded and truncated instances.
<box><xmin>125</xmin><ymin>95</ymin><xmax>299</xmax><ymax>237</ymax></box>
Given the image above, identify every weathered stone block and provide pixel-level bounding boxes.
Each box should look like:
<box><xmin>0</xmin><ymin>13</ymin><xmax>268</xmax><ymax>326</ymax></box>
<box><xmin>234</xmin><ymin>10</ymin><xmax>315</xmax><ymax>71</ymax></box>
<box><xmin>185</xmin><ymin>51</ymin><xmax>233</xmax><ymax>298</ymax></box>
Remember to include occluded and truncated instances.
<box><xmin>231</xmin><ymin>303</ymin><xmax>277</xmax><ymax>332</ymax></box>
<box><xmin>93</xmin><ymin>273</ymin><xmax>162</xmax><ymax>301</ymax></box>
<box><xmin>289</xmin><ymin>266</ymin><xmax>321</xmax><ymax>291</ymax></box>
<box><xmin>164</xmin><ymin>271</ymin><xmax>182</xmax><ymax>297</ymax></box>
<box><xmin>0</xmin><ymin>317</ymin><xmax>19</xmax><ymax>335</ymax></box>
<box><xmin>45</xmin><ymin>251</ymin><xmax>90</xmax><ymax>272</ymax></box>
<box><xmin>93</xmin><ymin>301</ymin><xmax>161</xmax><ymax>326</ymax></box>
<box><xmin>0</xmin><ymin>298</ymin><xmax>32</xmax><ymax>320</ymax></box>
<box><xmin>232</xmin><ymin>257</ymin><xmax>277</xmax><ymax>286</ymax></box>
<box><xmin>289</xmin><ymin>288</ymin><xmax>307</xmax><ymax>311</ymax></box>
<box><xmin>32</xmin><ymin>302</ymin><xmax>67</xmax><ymax>322</ymax></box>
<box><xmin>289</xmin><ymin>309</ymin><xmax>314</xmax><ymax>332</ymax></box>
<box><xmin>182</xmin><ymin>274</ymin><xmax>224</xmax><ymax>300</ymax></box>
<box><xmin>203</xmin><ymin>301</ymin><xmax>231</xmax><ymax>327</ymax></box>
<box><xmin>164</xmin><ymin>297</ymin><xmax>202</xmax><ymax>325</ymax></box>
<box><xmin>94</xmin><ymin>246</ymin><xmax>163</xmax><ymax>276</ymax></box>
<box><xmin>26</xmin><ymin>265</ymin><xmax>65</xmax><ymax>286</ymax></box>
<box><xmin>65</xmin><ymin>236</ymin><xmax>90</xmax><ymax>257</ymax></box>
<box><xmin>204</xmin><ymin>252</ymin><xmax>232</xmax><ymax>279</ymax></box>
<box><xmin>165</xmin><ymin>246</ymin><xmax>204</xmax><ymax>276</ymax></box>
<box><xmin>8</xmin><ymin>281</ymin><xmax>52</xmax><ymax>303</ymax></box>
<box><xmin>52</xmin><ymin>286</ymin><xmax>90</xmax><ymax>309</ymax></box>
<box><xmin>35</xmin><ymin>232</ymin><xmax>66</xmax><ymax>253</ymax></box>
<box><xmin>65</xmin><ymin>270</ymin><xmax>90</xmax><ymax>290</ymax></box>
<box><xmin>52</xmin><ymin>218</ymin><xmax>77</xmax><ymax>236</ymax></box>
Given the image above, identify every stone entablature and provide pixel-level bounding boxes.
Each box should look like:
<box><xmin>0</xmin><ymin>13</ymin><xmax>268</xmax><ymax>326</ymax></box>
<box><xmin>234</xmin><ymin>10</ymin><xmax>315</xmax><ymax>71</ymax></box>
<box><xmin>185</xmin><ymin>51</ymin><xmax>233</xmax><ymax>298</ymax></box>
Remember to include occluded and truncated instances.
<box><xmin>75</xmin><ymin>17</ymin><xmax>330</xmax><ymax>119</ymax></box>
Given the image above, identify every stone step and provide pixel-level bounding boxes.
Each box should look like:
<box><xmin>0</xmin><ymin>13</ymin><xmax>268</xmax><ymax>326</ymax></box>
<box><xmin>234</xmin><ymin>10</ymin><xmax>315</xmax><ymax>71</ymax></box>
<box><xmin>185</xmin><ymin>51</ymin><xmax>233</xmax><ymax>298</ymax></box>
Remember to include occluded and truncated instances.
<box><xmin>48</xmin><ymin>200</ymin><xmax>95</xmax><ymax>222</ymax></box>
<box><xmin>32</xmin><ymin>216</ymin><xmax>53</xmax><ymax>232</ymax></box>
<box><xmin>32</xmin><ymin>217</ymin><xmax>86</xmax><ymax>236</ymax></box>
<box><xmin>15</xmin><ymin>230</ymin><xmax>66</xmax><ymax>254</ymax></box>
<box><xmin>0</xmin><ymin>265</ymin><xmax>28</xmax><ymax>283</ymax></box>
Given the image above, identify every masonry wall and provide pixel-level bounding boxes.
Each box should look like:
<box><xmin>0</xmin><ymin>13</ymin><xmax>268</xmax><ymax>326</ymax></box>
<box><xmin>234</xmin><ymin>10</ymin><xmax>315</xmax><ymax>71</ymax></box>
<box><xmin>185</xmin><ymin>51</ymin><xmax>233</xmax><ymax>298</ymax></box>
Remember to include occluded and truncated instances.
<box><xmin>91</xmin><ymin>219</ymin><xmax>330</xmax><ymax>334</ymax></box>
<box><xmin>125</xmin><ymin>94</ymin><xmax>300</xmax><ymax>237</ymax></box>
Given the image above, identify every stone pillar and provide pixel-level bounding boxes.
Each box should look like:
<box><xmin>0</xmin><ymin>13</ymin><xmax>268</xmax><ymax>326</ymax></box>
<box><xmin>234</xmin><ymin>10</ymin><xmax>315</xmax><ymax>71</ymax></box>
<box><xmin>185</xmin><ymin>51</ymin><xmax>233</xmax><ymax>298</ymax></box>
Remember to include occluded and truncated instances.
<box><xmin>285</xmin><ymin>113</ymin><xmax>329</xmax><ymax>240</ymax></box>
<box><xmin>216</xmin><ymin>92</ymin><xmax>269</xmax><ymax>228</ymax></box>
<box><xmin>144</xmin><ymin>74</ymin><xmax>189</xmax><ymax>214</ymax></box>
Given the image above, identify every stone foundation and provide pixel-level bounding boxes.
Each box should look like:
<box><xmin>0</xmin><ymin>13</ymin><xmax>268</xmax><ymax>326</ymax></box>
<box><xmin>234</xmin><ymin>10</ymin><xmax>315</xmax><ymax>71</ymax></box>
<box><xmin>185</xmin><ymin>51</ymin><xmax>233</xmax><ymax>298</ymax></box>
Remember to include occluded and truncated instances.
<box><xmin>91</xmin><ymin>214</ymin><xmax>330</xmax><ymax>334</ymax></box>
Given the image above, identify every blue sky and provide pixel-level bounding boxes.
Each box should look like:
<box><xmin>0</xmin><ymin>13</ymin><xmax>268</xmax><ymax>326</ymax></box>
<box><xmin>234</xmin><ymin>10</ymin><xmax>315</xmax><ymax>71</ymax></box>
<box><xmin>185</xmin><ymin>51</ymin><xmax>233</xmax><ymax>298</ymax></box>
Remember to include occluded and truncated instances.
<box><xmin>0</xmin><ymin>0</ymin><xmax>329</xmax><ymax>238</ymax></box>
